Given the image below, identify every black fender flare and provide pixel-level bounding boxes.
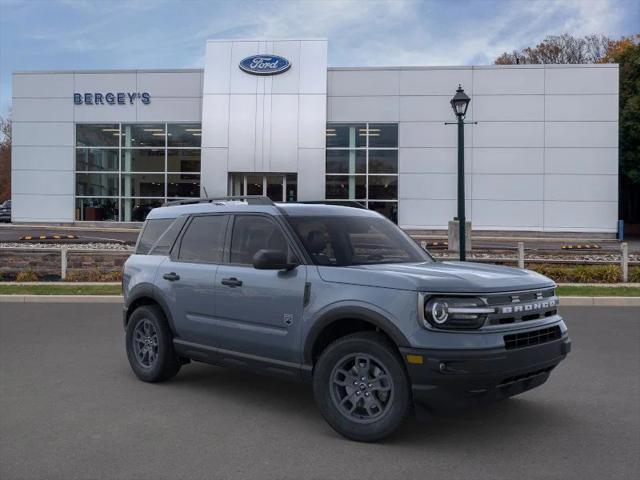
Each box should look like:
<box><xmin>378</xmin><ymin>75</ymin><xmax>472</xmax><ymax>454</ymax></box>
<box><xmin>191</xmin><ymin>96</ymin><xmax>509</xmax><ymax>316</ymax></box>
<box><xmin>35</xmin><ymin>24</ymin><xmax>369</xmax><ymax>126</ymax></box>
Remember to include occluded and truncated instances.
<box><xmin>303</xmin><ymin>305</ymin><xmax>410</xmax><ymax>365</ymax></box>
<box><xmin>124</xmin><ymin>284</ymin><xmax>177</xmax><ymax>336</ymax></box>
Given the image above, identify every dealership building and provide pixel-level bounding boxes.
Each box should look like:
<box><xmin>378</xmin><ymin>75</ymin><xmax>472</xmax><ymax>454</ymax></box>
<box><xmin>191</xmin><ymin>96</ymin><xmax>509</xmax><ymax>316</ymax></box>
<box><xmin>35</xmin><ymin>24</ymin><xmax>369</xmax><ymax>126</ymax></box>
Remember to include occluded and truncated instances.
<box><xmin>11</xmin><ymin>39</ymin><xmax>619</xmax><ymax>232</ymax></box>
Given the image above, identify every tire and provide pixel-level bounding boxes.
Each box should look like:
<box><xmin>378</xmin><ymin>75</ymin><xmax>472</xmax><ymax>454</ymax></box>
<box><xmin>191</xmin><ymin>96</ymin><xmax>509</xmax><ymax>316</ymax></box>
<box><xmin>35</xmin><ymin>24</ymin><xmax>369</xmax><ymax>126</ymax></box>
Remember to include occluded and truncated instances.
<box><xmin>125</xmin><ymin>305</ymin><xmax>180</xmax><ymax>383</ymax></box>
<box><xmin>313</xmin><ymin>332</ymin><xmax>411</xmax><ymax>442</ymax></box>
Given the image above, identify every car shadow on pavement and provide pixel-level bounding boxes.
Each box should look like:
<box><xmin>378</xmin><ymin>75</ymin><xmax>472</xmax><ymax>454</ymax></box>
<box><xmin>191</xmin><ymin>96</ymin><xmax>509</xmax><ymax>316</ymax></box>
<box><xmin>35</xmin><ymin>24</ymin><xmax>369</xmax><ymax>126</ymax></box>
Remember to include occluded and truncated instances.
<box><xmin>154</xmin><ymin>361</ymin><xmax>573</xmax><ymax>446</ymax></box>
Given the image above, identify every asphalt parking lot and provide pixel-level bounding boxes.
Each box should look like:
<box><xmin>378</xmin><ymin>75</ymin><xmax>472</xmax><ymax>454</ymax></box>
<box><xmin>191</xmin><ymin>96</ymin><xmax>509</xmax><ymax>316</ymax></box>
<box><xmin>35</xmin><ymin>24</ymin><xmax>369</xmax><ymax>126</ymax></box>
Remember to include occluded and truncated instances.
<box><xmin>0</xmin><ymin>303</ymin><xmax>638</xmax><ymax>480</ymax></box>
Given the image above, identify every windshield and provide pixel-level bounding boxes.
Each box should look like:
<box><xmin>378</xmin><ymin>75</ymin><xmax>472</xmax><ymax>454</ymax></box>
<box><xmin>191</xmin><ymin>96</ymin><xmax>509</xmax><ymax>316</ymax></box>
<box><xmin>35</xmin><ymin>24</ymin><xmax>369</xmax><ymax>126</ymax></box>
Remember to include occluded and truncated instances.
<box><xmin>287</xmin><ymin>215</ymin><xmax>432</xmax><ymax>266</ymax></box>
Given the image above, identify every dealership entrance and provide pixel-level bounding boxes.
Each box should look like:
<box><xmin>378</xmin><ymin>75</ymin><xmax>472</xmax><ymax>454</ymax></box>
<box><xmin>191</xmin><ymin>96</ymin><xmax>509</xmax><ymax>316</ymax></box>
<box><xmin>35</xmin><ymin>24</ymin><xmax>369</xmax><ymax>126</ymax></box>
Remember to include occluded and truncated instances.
<box><xmin>228</xmin><ymin>173</ymin><xmax>297</xmax><ymax>203</ymax></box>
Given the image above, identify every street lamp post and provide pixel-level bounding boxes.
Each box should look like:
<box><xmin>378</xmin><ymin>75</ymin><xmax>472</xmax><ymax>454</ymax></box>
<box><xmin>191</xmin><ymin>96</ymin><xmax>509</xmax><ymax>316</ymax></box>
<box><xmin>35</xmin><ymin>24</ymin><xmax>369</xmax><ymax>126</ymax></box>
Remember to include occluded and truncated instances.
<box><xmin>448</xmin><ymin>85</ymin><xmax>472</xmax><ymax>261</ymax></box>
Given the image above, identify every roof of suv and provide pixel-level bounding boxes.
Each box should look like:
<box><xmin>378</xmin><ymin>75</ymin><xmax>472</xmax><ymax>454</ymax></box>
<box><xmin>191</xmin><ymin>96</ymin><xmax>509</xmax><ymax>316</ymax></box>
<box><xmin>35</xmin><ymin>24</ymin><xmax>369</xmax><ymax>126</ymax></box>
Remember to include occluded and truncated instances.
<box><xmin>146</xmin><ymin>200</ymin><xmax>380</xmax><ymax>220</ymax></box>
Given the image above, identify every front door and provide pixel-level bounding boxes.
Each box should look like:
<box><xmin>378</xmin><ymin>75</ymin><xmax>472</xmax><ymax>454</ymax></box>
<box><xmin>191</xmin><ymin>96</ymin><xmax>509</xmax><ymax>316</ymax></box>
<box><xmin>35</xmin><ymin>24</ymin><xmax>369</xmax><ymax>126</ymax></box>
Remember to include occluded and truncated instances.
<box><xmin>156</xmin><ymin>214</ymin><xmax>229</xmax><ymax>344</ymax></box>
<box><xmin>213</xmin><ymin>214</ymin><xmax>307</xmax><ymax>363</ymax></box>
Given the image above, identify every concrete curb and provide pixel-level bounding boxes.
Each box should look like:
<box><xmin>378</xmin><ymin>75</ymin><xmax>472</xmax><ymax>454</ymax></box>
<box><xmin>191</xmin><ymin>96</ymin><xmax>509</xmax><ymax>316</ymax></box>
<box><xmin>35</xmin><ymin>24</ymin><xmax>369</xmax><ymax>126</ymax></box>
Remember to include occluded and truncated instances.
<box><xmin>559</xmin><ymin>296</ymin><xmax>640</xmax><ymax>306</ymax></box>
<box><xmin>0</xmin><ymin>295</ymin><xmax>123</xmax><ymax>303</ymax></box>
<box><xmin>0</xmin><ymin>295</ymin><xmax>639</xmax><ymax>306</ymax></box>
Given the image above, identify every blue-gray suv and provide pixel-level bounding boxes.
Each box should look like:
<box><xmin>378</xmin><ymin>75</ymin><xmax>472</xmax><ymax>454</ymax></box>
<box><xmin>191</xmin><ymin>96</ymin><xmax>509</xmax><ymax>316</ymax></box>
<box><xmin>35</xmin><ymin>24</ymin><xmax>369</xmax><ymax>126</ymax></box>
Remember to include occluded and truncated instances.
<box><xmin>122</xmin><ymin>197</ymin><xmax>570</xmax><ymax>442</ymax></box>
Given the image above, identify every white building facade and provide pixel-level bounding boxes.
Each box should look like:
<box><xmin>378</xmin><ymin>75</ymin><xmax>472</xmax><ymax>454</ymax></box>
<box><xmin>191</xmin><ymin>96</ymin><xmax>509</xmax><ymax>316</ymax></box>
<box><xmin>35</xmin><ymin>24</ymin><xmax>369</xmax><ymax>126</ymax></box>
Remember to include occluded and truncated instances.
<box><xmin>11</xmin><ymin>39</ymin><xmax>619</xmax><ymax>232</ymax></box>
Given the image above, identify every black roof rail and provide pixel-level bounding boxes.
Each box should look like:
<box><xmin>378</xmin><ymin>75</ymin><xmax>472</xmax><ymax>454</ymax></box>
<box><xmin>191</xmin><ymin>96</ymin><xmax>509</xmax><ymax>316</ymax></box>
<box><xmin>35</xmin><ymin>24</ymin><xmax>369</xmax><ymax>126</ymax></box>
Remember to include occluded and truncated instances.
<box><xmin>294</xmin><ymin>200</ymin><xmax>367</xmax><ymax>209</ymax></box>
<box><xmin>162</xmin><ymin>196</ymin><xmax>276</xmax><ymax>207</ymax></box>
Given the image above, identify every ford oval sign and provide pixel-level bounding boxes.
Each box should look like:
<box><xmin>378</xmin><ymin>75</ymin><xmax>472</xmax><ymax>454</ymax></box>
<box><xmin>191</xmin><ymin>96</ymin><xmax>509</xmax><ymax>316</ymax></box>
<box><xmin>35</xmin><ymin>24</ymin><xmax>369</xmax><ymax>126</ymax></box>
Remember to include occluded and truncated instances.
<box><xmin>239</xmin><ymin>55</ymin><xmax>291</xmax><ymax>75</ymax></box>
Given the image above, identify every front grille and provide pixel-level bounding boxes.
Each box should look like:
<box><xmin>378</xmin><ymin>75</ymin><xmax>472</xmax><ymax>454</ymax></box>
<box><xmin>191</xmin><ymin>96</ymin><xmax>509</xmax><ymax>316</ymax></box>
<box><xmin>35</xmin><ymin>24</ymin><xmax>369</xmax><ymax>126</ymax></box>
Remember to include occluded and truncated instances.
<box><xmin>503</xmin><ymin>326</ymin><xmax>561</xmax><ymax>350</ymax></box>
<box><xmin>485</xmin><ymin>288</ymin><xmax>558</xmax><ymax>326</ymax></box>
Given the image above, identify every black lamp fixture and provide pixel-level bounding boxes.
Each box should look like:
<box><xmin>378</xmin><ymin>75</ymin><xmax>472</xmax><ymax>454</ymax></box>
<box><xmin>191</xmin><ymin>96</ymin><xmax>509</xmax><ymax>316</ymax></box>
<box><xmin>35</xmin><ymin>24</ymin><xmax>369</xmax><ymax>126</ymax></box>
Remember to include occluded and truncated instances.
<box><xmin>450</xmin><ymin>84</ymin><xmax>471</xmax><ymax>119</ymax></box>
<box><xmin>448</xmin><ymin>84</ymin><xmax>473</xmax><ymax>261</ymax></box>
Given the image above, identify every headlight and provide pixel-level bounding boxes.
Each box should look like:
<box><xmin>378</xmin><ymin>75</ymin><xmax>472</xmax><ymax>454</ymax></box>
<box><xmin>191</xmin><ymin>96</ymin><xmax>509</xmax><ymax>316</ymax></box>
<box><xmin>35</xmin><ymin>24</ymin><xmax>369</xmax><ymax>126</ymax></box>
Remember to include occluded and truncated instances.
<box><xmin>423</xmin><ymin>297</ymin><xmax>494</xmax><ymax>329</ymax></box>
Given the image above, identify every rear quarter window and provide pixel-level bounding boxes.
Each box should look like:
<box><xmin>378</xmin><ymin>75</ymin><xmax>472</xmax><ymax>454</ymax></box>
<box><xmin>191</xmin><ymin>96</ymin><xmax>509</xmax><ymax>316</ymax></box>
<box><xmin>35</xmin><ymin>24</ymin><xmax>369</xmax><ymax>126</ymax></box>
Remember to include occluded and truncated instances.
<box><xmin>136</xmin><ymin>218</ymin><xmax>177</xmax><ymax>255</ymax></box>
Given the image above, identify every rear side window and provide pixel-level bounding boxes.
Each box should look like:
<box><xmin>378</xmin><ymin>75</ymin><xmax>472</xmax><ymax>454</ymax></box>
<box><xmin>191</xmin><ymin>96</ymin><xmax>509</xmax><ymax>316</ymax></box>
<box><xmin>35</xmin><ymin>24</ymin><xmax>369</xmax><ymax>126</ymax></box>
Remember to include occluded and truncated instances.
<box><xmin>136</xmin><ymin>218</ymin><xmax>174</xmax><ymax>254</ymax></box>
<box><xmin>177</xmin><ymin>215</ymin><xmax>227</xmax><ymax>263</ymax></box>
<box><xmin>148</xmin><ymin>216</ymin><xmax>187</xmax><ymax>256</ymax></box>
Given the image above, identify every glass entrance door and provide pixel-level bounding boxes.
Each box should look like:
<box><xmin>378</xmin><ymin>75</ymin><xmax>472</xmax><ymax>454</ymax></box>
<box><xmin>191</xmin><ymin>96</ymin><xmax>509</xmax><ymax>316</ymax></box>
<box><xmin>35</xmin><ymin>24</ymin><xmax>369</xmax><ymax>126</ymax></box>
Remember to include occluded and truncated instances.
<box><xmin>229</xmin><ymin>174</ymin><xmax>297</xmax><ymax>202</ymax></box>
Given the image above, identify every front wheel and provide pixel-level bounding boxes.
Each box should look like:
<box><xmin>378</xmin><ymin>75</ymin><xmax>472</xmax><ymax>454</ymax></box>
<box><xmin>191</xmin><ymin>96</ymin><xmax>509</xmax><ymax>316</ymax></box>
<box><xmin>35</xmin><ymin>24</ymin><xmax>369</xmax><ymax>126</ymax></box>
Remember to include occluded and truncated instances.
<box><xmin>125</xmin><ymin>305</ymin><xmax>180</xmax><ymax>382</ymax></box>
<box><xmin>313</xmin><ymin>332</ymin><xmax>411</xmax><ymax>442</ymax></box>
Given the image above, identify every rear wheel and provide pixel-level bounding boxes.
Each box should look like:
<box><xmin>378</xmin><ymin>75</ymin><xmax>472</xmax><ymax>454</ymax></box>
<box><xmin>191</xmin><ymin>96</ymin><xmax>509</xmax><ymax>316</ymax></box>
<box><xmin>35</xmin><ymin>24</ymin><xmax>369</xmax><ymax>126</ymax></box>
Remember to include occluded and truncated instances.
<box><xmin>313</xmin><ymin>332</ymin><xmax>411</xmax><ymax>442</ymax></box>
<box><xmin>126</xmin><ymin>305</ymin><xmax>180</xmax><ymax>382</ymax></box>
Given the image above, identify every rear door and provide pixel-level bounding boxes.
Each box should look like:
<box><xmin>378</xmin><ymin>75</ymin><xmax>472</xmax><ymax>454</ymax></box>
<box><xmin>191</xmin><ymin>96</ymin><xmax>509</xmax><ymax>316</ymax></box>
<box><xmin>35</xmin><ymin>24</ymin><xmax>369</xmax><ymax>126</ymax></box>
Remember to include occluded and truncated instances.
<box><xmin>156</xmin><ymin>214</ymin><xmax>229</xmax><ymax>344</ymax></box>
<box><xmin>213</xmin><ymin>214</ymin><xmax>307</xmax><ymax>363</ymax></box>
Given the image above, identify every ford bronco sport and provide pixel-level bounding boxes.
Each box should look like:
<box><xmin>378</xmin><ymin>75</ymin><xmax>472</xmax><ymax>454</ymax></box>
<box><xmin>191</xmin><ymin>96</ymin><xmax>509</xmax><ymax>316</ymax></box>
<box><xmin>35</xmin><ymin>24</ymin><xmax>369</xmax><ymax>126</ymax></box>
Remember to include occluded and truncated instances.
<box><xmin>122</xmin><ymin>197</ymin><xmax>570</xmax><ymax>442</ymax></box>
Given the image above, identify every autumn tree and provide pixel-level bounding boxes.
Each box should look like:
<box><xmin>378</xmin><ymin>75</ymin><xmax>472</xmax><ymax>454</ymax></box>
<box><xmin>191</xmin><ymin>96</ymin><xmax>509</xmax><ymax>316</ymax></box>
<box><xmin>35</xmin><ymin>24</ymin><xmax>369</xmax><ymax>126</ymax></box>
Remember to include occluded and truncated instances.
<box><xmin>496</xmin><ymin>33</ymin><xmax>640</xmax><ymax>226</ymax></box>
<box><xmin>0</xmin><ymin>116</ymin><xmax>10</xmax><ymax>202</ymax></box>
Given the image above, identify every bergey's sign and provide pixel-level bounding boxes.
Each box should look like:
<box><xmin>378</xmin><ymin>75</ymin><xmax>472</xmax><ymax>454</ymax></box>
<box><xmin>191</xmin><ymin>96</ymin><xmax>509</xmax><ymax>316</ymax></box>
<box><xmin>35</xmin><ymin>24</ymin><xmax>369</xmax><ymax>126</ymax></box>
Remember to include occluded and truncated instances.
<box><xmin>74</xmin><ymin>92</ymin><xmax>151</xmax><ymax>105</ymax></box>
<box><xmin>239</xmin><ymin>55</ymin><xmax>291</xmax><ymax>75</ymax></box>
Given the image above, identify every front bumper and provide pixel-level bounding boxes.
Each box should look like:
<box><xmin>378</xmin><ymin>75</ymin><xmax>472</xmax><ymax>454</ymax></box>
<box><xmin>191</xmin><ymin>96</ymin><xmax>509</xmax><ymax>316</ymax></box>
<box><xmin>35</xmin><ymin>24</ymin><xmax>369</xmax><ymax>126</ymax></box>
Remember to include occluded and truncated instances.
<box><xmin>400</xmin><ymin>333</ymin><xmax>571</xmax><ymax>412</ymax></box>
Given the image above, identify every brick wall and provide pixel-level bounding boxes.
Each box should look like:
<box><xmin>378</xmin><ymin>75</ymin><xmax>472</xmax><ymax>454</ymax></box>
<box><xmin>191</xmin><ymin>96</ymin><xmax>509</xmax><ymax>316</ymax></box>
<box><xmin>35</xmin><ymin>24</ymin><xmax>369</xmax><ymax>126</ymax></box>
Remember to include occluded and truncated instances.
<box><xmin>0</xmin><ymin>249</ymin><xmax>131</xmax><ymax>280</ymax></box>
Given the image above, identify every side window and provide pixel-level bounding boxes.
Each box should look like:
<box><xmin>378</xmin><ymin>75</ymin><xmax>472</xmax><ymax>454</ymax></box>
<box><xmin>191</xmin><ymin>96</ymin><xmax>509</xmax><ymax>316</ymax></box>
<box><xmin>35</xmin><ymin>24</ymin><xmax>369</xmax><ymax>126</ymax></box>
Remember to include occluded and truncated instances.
<box><xmin>136</xmin><ymin>218</ymin><xmax>174</xmax><ymax>254</ymax></box>
<box><xmin>230</xmin><ymin>216</ymin><xmax>290</xmax><ymax>265</ymax></box>
<box><xmin>148</xmin><ymin>216</ymin><xmax>187</xmax><ymax>256</ymax></box>
<box><xmin>177</xmin><ymin>215</ymin><xmax>227</xmax><ymax>263</ymax></box>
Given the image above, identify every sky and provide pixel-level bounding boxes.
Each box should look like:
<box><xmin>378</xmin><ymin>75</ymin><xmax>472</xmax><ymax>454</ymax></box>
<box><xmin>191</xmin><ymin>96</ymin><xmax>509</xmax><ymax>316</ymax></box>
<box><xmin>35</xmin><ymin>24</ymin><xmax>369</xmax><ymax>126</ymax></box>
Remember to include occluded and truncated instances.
<box><xmin>0</xmin><ymin>0</ymin><xmax>638</xmax><ymax>116</ymax></box>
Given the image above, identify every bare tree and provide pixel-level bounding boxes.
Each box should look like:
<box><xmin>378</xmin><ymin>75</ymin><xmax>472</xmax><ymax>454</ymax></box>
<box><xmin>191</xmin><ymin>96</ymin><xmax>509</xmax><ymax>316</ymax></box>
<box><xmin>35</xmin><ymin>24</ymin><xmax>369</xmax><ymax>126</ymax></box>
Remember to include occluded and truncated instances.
<box><xmin>495</xmin><ymin>34</ymin><xmax>610</xmax><ymax>64</ymax></box>
<box><xmin>0</xmin><ymin>116</ymin><xmax>11</xmax><ymax>202</ymax></box>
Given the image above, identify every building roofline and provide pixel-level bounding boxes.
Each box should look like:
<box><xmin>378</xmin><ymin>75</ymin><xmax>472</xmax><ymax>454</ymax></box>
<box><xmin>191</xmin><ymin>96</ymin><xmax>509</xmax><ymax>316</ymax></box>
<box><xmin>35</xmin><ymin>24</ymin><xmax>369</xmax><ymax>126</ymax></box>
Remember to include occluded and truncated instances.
<box><xmin>13</xmin><ymin>68</ymin><xmax>204</xmax><ymax>75</ymax></box>
<box><xmin>328</xmin><ymin>63</ymin><xmax>618</xmax><ymax>71</ymax></box>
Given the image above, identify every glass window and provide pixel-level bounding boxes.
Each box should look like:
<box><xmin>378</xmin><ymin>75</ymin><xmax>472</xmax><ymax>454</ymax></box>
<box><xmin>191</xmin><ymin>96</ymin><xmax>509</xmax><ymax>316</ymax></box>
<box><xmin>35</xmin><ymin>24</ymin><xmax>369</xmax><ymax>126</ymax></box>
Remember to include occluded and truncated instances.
<box><xmin>368</xmin><ymin>124</ymin><xmax>398</xmax><ymax>148</ymax></box>
<box><xmin>122</xmin><ymin>174</ymin><xmax>165</xmax><ymax>197</ymax></box>
<box><xmin>168</xmin><ymin>124</ymin><xmax>202</xmax><ymax>147</ymax></box>
<box><xmin>326</xmin><ymin>150</ymin><xmax>366</xmax><ymax>174</ymax></box>
<box><xmin>167</xmin><ymin>149</ymin><xmax>200</xmax><ymax>173</ymax></box>
<box><xmin>149</xmin><ymin>216</ymin><xmax>188</xmax><ymax>256</ymax></box>
<box><xmin>121</xmin><ymin>149</ymin><xmax>165</xmax><ymax>172</ymax></box>
<box><xmin>266</xmin><ymin>175</ymin><xmax>283</xmax><ymax>202</ymax></box>
<box><xmin>121</xmin><ymin>124</ymin><xmax>165</xmax><ymax>147</ymax></box>
<box><xmin>76</xmin><ymin>173</ymin><xmax>118</xmax><ymax>197</ymax></box>
<box><xmin>178</xmin><ymin>215</ymin><xmax>228</xmax><ymax>264</ymax></box>
<box><xmin>246</xmin><ymin>175</ymin><xmax>263</xmax><ymax>195</ymax></box>
<box><xmin>230</xmin><ymin>215</ymin><xmax>289</xmax><ymax>265</ymax></box>
<box><xmin>326</xmin><ymin>175</ymin><xmax>366</xmax><ymax>200</ymax></box>
<box><xmin>286</xmin><ymin>174</ymin><xmax>297</xmax><ymax>202</ymax></box>
<box><xmin>288</xmin><ymin>215</ymin><xmax>430</xmax><ymax>266</ymax></box>
<box><xmin>167</xmin><ymin>174</ymin><xmax>200</xmax><ymax>198</ymax></box>
<box><xmin>75</xmin><ymin>148</ymin><xmax>118</xmax><ymax>172</ymax></box>
<box><xmin>369</xmin><ymin>150</ymin><xmax>398</xmax><ymax>174</ymax></box>
<box><xmin>75</xmin><ymin>123</ymin><xmax>202</xmax><ymax>221</ymax></box>
<box><xmin>325</xmin><ymin>122</ymin><xmax>399</xmax><ymax>222</ymax></box>
<box><xmin>136</xmin><ymin>218</ymin><xmax>175</xmax><ymax>255</ymax></box>
<box><xmin>76</xmin><ymin>124</ymin><xmax>120</xmax><ymax>147</ymax></box>
<box><xmin>368</xmin><ymin>176</ymin><xmax>398</xmax><ymax>200</ymax></box>
<box><xmin>75</xmin><ymin>198</ymin><xmax>119</xmax><ymax>221</ymax></box>
<box><xmin>326</xmin><ymin>123</ymin><xmax>366</xmax><ymax>148</ymax></box>
<box><xmin>121</xmin><ymin>198</ymin><xmax>163</xmax><ymax>222</ymax></box>
<box><xmin>368</xmin><ymin>202</ymin><xmax>398</xmax><ymax>223</ymax></box>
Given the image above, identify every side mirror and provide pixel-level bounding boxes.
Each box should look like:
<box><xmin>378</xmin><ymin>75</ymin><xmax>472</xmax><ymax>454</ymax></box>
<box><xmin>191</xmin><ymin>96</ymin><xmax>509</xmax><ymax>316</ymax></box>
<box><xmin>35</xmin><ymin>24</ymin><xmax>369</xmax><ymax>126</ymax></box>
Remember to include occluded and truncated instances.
<box><xmin>252</xmin><ymin>249</ymin><xmax>297</xmax><ymax>271</ymax></box>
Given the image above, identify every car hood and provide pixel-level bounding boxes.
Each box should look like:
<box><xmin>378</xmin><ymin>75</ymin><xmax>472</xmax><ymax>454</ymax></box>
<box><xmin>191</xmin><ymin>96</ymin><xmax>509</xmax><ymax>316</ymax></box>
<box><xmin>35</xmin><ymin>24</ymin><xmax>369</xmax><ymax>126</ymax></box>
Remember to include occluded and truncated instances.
<box><xmin>316</xmin><ymin>261</ymin><xmax>554</xmax><ymax>293</ymax></box>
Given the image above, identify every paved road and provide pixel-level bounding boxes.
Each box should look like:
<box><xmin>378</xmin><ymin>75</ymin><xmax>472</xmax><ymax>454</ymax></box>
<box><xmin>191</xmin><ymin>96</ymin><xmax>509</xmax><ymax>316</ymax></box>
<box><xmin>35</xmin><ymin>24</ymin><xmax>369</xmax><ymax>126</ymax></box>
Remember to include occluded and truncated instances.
<box><xmin>1</xmin><ymin>304</ymin><xmax>638</xmax><ymax>480</ymax></box>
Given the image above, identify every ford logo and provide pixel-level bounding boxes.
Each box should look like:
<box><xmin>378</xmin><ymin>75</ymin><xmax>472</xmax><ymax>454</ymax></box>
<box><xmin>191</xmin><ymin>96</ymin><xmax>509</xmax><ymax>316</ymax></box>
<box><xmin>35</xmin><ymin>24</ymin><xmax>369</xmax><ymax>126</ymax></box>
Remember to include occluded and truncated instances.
<box><xmin>239</xmin><ymin>55</ymin><xmax>291</xmax><ymax>75</ymax></box>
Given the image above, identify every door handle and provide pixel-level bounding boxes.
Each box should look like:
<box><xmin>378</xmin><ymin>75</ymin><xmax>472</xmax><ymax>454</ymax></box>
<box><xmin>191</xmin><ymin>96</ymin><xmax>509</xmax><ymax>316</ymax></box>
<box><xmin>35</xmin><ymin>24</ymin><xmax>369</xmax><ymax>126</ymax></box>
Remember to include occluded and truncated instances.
<box><xmin>163</xmin><ymin>272</ymin><xmax>180</xmax><ymax>282</ymax></box>
<box><xmin>221</xmin><ymin>277</ymin><xmax>243</xmax><ymax>287</ymax></box>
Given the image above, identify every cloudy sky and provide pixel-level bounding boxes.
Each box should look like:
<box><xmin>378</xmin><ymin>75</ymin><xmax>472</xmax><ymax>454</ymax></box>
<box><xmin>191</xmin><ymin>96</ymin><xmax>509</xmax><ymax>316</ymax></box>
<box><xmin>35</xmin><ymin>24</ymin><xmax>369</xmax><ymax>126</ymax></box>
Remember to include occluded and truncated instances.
<box><xmin>0</xmin><ymin>0</ymin><xmax>638</xmax><ymax>115</ymax></box>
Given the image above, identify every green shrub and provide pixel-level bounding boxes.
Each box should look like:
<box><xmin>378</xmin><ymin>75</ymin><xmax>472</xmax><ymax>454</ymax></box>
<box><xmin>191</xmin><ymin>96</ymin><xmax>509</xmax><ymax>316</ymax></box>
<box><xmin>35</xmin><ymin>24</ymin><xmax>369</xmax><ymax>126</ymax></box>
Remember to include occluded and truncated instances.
<box><xmin>629</xmin><ymin>266</ymin><xmax>640</xmax><ymax>283</ymax></box>
<box><xmin>527</xmin><ymin>264</ymin><xmax>622</xmax><ymax>283</ymax></box>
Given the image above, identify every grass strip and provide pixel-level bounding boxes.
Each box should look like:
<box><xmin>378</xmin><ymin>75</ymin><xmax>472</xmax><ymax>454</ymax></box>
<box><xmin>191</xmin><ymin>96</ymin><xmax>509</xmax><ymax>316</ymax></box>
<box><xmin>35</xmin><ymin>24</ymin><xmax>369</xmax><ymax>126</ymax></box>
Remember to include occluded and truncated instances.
<box><xmin>0</xmin><ymin>284</ymin><xmax>121</xmax><ymax>295</ymax></box>
<box><xmin>556</xmin><ymin>286</ymin><xmax>640</xmax><ymax>297</ymax></box>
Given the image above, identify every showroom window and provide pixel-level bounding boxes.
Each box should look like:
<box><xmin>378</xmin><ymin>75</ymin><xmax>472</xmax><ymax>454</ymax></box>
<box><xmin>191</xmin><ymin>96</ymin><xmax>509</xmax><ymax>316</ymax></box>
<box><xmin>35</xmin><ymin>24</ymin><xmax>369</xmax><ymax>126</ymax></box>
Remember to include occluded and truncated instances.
<box><xmin>325</xmin><ymin>123</ymin><xmax>398</xmax><ymax>222</ymax></box>
<box><xmin>75</xmin><ymin>123</ymin><xmax>202</xmax><ymax>221</ymax></box>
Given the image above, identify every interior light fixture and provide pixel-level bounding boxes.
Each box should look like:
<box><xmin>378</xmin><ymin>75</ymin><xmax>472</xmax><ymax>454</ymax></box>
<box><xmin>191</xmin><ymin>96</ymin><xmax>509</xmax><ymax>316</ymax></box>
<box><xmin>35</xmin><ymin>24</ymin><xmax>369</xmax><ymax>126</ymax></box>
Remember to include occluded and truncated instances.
<box><xmin>102</xmin><ymin>128</ymin><xmax>120</xmax><ymax>132</ymax></box>
<box><xmin>143</xmin><ymin>128</ymin><xmax>164</xmax><ymax>132</ymax></box>
<box><xmin>185</xmin><ymin>128</ymin><xmax>202</xmax><ymax>132</ymax></box>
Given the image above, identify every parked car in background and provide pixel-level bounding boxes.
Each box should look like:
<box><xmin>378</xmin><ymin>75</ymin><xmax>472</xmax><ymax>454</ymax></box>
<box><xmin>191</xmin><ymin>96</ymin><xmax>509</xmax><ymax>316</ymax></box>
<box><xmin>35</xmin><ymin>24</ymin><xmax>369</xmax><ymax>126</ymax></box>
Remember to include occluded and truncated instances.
<box><xmin>0</xmin><ymin>200</ymin><xmax>11</xmax><ymax>222</ymax></box>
